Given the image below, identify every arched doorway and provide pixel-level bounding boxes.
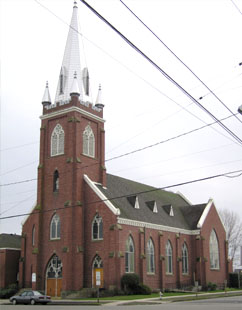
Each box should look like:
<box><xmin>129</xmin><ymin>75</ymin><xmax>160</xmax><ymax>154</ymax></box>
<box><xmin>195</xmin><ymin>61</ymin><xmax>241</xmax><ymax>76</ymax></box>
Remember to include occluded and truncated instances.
<box><xmin>46</xmin><ymin>255</ymin><xmax>62</xmax><ymax>297</ymax></box>
<box><xmin>92</xmin><ymin>255</ymin><xmax>104</xmax><ymax>288</ymax></box>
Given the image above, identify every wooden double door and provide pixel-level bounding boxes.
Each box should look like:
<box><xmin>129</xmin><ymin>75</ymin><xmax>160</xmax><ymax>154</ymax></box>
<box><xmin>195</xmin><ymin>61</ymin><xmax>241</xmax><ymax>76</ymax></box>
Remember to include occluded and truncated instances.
<box><xmin>46</xmin><ymin>278</ymin><xmax>62</xmax><ymax>297</ymax></box>
<box><xmin>46</xmin><ymin>255</ymin><xmax>63</xmax><ymax>297</ymax></box>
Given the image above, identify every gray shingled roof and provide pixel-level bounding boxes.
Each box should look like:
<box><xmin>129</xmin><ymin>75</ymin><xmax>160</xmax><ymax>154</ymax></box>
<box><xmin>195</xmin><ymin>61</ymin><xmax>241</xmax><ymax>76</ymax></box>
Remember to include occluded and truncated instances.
<box><xmin>0</xmin><ymin>233</ymin><xmax>21</xmax><ymax>249</ymax></box>
<box><xmin>96</xmin><ymin>174</ymin><xmax>206</xmax><ymax>231</ymax></box>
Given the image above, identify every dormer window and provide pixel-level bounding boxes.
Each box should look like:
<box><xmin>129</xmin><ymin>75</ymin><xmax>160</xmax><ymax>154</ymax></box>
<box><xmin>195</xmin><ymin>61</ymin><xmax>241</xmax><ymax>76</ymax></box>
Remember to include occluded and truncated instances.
<box><xmin>170</xmin><ymin>206</ymin><xmax>174</xmax><ymax>217</ymax></box>
<box><xmin>153</xmin><ymin>202</ymin><xmax>158</xmax><ymax>213</ymax></box>
<box><xmin>134</xmin><ymin>196</ymin><xmax>139</xmax><ymax>209</ymax></box>
<box><xmin>146</xmin><ymin>201</ymin><xmax>158</xmax><ymax>213</ymax></box>
<box><xmin>127</xmin><ymin>196</ymin><xmax>139</xmax><ymax>209</ymax></box>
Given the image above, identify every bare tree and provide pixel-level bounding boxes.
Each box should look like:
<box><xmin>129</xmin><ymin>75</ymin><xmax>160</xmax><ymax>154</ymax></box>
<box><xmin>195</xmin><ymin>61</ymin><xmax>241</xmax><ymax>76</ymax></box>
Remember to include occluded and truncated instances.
<box><xmin>219</xmin><ymin>209</ymin><xmax>242</xmax><ymax>260</ymax></box>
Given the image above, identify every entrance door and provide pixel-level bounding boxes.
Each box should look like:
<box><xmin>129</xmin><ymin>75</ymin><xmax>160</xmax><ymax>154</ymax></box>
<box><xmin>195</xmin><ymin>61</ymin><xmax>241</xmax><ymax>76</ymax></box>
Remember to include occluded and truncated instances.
<box><xmin>46</xmin><ymin>255</ymin><xmax>63</xmax><ymax>297</ymax></box>
<box><xmin>92</xmin><ymin>255</ymin><xmax>104</xmax><ymax>288</ymax></box>
<box><xmin>93</xmin><ymin>268</ymin><xmax>104</xmax><ymax>288</ymax></box>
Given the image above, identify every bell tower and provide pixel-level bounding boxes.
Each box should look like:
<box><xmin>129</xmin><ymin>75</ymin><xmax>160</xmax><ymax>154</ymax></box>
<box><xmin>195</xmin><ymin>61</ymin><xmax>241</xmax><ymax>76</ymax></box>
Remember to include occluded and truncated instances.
<box><xmin>35</xmin><ymin>1</ymin><xmax>106</xmax><ymax>294</ymax></box>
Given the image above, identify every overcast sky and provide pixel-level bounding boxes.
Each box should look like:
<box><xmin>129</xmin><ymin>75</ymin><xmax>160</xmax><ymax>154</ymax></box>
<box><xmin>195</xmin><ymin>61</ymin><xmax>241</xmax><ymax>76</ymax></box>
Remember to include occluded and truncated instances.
<box><xmin>1</xmin><ymin>0</ymin><xmax>242</xmax><ymax>234</ymax></box>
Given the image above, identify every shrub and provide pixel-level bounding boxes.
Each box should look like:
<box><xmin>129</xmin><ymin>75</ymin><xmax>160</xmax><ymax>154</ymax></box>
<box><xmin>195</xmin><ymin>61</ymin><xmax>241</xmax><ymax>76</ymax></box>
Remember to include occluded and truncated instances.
<box><xmin>120</xmin><ymin>274</ymin><xmax>152</xmax><ymax>295</ymax></box>
<box><xmin>135</xmin><ymin>283</ymin><xmax>152</xmax><ymax>295</ymax></box>
<box><xmin>207</xmin><ymin>282</ymin><xmax>217</xmax><ymax>291</ymax></box>
<box><xmin>0</xmin><ymin>285</ymin><xmax>18</xmax><ymax>299</ymax></box>
<box><xmin>121</xmin><ymin>273</ymin><xmax>140</xmax><ymax>294</ymax></box>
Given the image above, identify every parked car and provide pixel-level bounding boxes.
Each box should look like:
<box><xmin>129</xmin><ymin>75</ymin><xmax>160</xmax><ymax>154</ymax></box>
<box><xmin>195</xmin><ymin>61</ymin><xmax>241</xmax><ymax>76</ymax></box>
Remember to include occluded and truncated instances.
<box><xmin>10</xmin><ymin>290</ymin><xmax>51</xmax><ymax>305</ymax></box>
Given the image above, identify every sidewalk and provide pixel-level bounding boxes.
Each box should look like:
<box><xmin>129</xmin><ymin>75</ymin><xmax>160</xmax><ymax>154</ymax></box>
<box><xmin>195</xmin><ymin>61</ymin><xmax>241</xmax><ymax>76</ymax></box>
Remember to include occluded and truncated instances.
<box><xmin>1</xmin><ymin>290</ymin><xmax>242</xmax><ymax>306</ymax></box>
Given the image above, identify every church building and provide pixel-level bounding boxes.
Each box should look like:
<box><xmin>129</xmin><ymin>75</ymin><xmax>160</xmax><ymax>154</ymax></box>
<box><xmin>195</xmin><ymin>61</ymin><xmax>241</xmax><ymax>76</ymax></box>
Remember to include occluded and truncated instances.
<box><xmin>19</xmin><ymin>2</ymin><xmax>230</xmax><ymax>296</ymax></box>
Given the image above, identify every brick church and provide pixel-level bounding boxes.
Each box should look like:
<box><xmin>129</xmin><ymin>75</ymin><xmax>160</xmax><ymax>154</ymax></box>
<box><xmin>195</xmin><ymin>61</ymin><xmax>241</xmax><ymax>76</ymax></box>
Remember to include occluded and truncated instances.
<box><xmin>19</xmin><ymin>2</ymin><xmax>230</xmax><ymax>296</ymax></box>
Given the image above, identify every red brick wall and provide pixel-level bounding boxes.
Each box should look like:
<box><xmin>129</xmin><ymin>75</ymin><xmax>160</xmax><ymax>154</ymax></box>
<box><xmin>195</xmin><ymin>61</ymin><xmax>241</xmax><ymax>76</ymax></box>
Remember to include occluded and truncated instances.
<box><xmin>20</xmin><ymin>95</ymin><xmax>229</xmax><ymax>293</ymax></box>
<box><xmin>21</xmin><ymin>96</ymin><xmax>106</xmax><ymax>293</ymax></box>
<box><xmin>0</xmin><ymin>249</ymin><xmax>20</xmax><ymax>288</ymax></box>
<box><xmin>200</xmin><ymin>203</ymin><xmax>228</xmax><ymax>287</ymax></box>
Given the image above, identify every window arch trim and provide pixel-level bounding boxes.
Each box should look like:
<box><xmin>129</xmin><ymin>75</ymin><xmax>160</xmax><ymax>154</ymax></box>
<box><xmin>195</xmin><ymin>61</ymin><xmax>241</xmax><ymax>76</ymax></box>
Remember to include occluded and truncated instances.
<box><xmin>51</xmin><ymin>124</ymin><xmax>65</xmax><ymax>157</ymax></box>
<box><xmin>50</xmin><ymin>214</ymin><xmax>61</xmax><ymax>240</ymax></box>
<box><xmin>147</xmin><ymin>238</ymin><xmax>155</xmax><ymax>274</ymax></box>
<box><xmin>125</xmin><ymin>235</ymin><xmax>135</xmax><ymax>273</ymax></box>
<box><xmin>182</xmin><ymin>242</ymin><xmax>189</xmax><ymax>274</ymax></box>
<box><xmin>92</xmin><ymin>214</ymin><xmax>103</xmax><ymax>240</ymax></box>
<box><xmin>83</xmin><ymin>125</ymin><xmax>95</xmax><ymax>158</ymax></box>
<box><xmin>209</xmin><ymin>229</ymin><xmax>220</xmax><ymax>270</ymax></box>
<box><xmin>166</xmin><ymin>240</ymin><xmax>173</xmax><ymax>274</ymax></box>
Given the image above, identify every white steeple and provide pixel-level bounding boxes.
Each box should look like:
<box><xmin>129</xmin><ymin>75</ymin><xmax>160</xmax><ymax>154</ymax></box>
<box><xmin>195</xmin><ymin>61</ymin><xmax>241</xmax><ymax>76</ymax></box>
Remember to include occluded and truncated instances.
<box><xmin>55</xmin><ymin>1</ymin><xmax>90</xmax><ymax>103</ymax></box>
<box><xmin>42</xmin><ymin>81</ymin><xmax>52</xmax><ymax>106</ymax></box>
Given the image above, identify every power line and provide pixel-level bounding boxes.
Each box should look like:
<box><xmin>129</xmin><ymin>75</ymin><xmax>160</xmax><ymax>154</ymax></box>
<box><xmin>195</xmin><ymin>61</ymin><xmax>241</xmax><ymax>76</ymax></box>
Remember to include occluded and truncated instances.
<box><xmin>0</xmin><ymin>113</ymin><xmax>237</xmax><ymax>187</ymax></box>
<box><xmin>231</xmin><ymin>0</ymin><xmax>242</xmax><ymax>15</ymax></box>
<box><xmin>0</xmin><ymin>141</ymin><xmax>38</xmax><ymax>152</ymax></box>
<box><xmin>33</xmin><ymin>0</ymin><xmax>242</xmax><ymax>157</ymax></box>
<box><xmin>0</xmin><ymin>194</ymin><xmax>36</xmax><ymax>216</ymax></box>
<box><xmin>120</xmin><ymin>0</ymin><xmax>242</xmax><ymax>125</ymax></box>
<box><xmin>1</xmin><ymin>167</ymin><xmax>242</xmax><ymax>221</ymax></box>
<box><xmin>79</xmin><ymin>0</ymin><xmax>242</xmax><ymax>147</ymax></box>
<box><xmin>0</xmin><ymin>161</ymin><xmax>38</xmax><ymax>177</ymax></box>
<box><xmin>112</xmin><ymin>142</ymin><xmax>235</xmax><ymax>174</ymax></box>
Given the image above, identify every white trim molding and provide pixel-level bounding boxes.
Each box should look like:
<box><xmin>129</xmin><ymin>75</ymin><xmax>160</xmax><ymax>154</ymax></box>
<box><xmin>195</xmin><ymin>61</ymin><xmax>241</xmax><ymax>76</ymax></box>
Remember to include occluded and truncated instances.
<box><xmin>40</xmin><ymin>106</ymin><xmax>105</xmax><ymax>123</ymax></box>
<box><xmin>118</xmin><ymin>218</ymin><xmax>200</xmax><ymax>236</ymax></box>
<box><xmin>83</xmin><ymin>174</ymin><xmax>120</xmax><ymax>216</ymax></box>
<box><xmin>197</xmin><ymin>198</ymin><xmax>213</xmax><ymax>228</ymax></box>
<box><xmin>0</xmin><ymin>248</ymin><xmax>21</xmax><ymax>251</ymax></box>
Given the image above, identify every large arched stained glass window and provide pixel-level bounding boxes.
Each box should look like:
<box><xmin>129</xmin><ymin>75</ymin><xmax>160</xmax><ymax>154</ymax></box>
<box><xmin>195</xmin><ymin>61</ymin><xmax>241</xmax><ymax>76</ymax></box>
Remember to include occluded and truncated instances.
<box><xmin>147</xmin><ymin>238</ymin><xmax>155</xmax><ymax>273</ymax></box>
<box><xmin>125</xmin><ymin>236</ymin><xmax>134</xmax><ymax>273</ymax></box>
<box><xmin>51</xmin><ymin>124</ymin><xmax>64</xmax><ymax>156</ymax></box>
<box><xmin>166</xmin><ymin>240</ymin><xmax>173</xmax><ymax>274</ymax></box>
<box><xmin>50</xmin><ymin>214</ymin><xmax>61</xmax><ymax>240</ymax></box>
<box><xmin>210</xmin><ymin>229</ymin><xmax>220</xmax><ymax>269</ymax></box>
<box><xmin>182</xmin><ymin>243</ymin><xmax>189</xmax><ymax>274</ymax></box>
<box><xmin>83</xmin><ymin>125</ymin><xmax>95</xmax><ymax>158</ymax></box>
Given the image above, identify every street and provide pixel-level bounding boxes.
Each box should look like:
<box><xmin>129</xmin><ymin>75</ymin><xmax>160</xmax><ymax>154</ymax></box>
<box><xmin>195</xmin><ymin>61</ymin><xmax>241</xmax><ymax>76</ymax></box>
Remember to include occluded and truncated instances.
<box><xmin>1</xmin><ymin>295</ymin><xmax>242</xmax><ymax>310</ymax></box>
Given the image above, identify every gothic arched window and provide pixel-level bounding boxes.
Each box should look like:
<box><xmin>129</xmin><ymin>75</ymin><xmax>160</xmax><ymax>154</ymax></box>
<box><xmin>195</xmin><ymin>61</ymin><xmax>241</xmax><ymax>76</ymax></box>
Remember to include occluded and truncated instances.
<box><xmin>50</xmin><ymin>214</ymin><xmax>61</xmax><ymax>240</ymax></box>
<box><xmin>182</xmin><ymin>243</ymin><xmax>189</xmax><ymax>274</ymax></box>
<box><xmin>125</xmin><ymin>236</ymin><xmax>134</xmax><ymax>273</ymax></box>
<box><xmin>46</xmin><ymin>255</ymin><xmax>62</xmax><ymax>279</ymax></box>
<box><xmin>147</xmin><ymin>238</ymin><xmax>155</xmax><ymax>273</ymax></box>
<box><xmin>210</xmin><ymin>229</ymin><xmax>220</xmax><ymax>269</ymax></box>
<box><xmin>51</xmin><ymin>124</ymin><xmax>65</xmax><ymax>157</ymax></box>
<box><xmin>83</xmin><ymin>125</ymin><xmax>95</xmax><ymax>158</ymax></box>
<box><xmin>92</xmin><ymin>214</ymin><xmax>103</xmax><ymax>240</ymax></box>
<box><xmin>166</xmin><ymin>240</ymin><xmax>173</xmax><ymax>274</ymax></box>
<box><xmin>32</xmin><ymin>225</ymin><xmax>35</xmax><ymax>246</ymax></box>
<box><xmin>53</xmin><ymin>170</ymin><xmax>59</xmax><ymax>192</ymax></box>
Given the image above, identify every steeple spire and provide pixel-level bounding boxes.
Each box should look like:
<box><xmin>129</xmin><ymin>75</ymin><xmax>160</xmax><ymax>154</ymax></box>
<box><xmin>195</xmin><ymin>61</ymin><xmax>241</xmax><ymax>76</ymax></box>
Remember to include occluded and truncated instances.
<box><xmin>55</xmin><ymin>1</ymin><xmax>89</xmax><ymax>104</ymax></box>
<box><xmin>70</xmin><ymin>71</ymin><xmax>80</xmax><ymax>97</ymax></box>
<box><xmin>42</xmin><ymin>81</ymin><xmax>51</xmax><ymax>106</ymax></box>
<box><xmin>95</xmin><ymin>84</ymin><xmax>104</xmax><ymax>109</ymax></box>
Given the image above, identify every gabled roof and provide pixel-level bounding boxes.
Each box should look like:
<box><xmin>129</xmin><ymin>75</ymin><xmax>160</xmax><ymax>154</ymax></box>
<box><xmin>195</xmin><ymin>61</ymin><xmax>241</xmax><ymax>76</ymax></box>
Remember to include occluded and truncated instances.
<box><xmin>0</xmin><ymin>233</ymin><xmax>21</xmax><ymax>249</ymax></box>
<box><xmin>95</xmin><ymin>174</ymin><xmax>206</xmax><ymax>231</ymax></box>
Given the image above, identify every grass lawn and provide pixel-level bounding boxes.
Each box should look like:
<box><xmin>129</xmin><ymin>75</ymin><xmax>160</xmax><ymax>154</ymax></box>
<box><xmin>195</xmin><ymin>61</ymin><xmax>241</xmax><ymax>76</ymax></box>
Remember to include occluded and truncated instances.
<box><xmin>77</xmin><ymin>288</ymin><xmax>242</xmax><ymax>301</ymax></box>
<box><xmin>79</xmin><ymin>292</ymin><xmax>197</xmax><ymax>301</ymax></box>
